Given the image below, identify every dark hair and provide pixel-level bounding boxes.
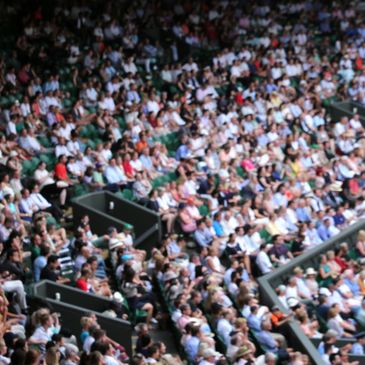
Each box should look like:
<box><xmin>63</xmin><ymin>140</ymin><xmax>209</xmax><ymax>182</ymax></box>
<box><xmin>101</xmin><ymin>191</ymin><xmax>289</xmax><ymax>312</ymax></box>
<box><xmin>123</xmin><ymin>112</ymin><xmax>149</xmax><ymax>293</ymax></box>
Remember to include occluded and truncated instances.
<box><xmin>47</xmin><ymin>255</ymin><xmax>59</xmax><ymax>265</ymax></box>
<box><xmin>86</xmin><ymin>256</ymin><xmax>98</xmax><ymax>265</ymax></box>
<box><xmin>10</xmin><ymin>349</ymin><xmax>26</xmax><ymax>365</ymax></box>
<box><xmin>148</xmin><ymin>343</ymin><xmax>160</xmax><ymax>357</ymax></box>
<box><xmin>40</xmin><ymin>244</ymin><xmax>51</xmax><ymax>257</ymax></box>
<box><xmin>24</xmin><ymin>349</ymin><xmax>40</xmax><ymax>365</ymax></box>
<box><xmin>90</xmin><ymin>341</ymin><xmax>108</xmax><ymax>355</ymax></box>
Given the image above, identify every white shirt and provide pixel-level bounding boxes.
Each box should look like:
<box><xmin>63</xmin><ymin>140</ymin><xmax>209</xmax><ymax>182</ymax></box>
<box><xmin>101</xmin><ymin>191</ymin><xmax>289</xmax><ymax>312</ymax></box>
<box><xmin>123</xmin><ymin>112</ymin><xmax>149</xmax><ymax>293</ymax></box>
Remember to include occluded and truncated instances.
<box><xmin>34</xmin><ymin>169</ymin><xmax>54</xmax><ymax>188</ymax></box>
<box><xmin>55</xmin><ymin>145</ymin><xmax>72</xmax><ymax>158</ymax></box>
<box><xmin>256</xmin><ymin>251</ymin><xmax>273</xmax><ymax>274</ymax></box>
<box><xmin>286</xmin><ymin>285</ymin><xmax>299</xmax><ymax>299</ymax></box>
<box><xmin>83</xmin><ymin>335</ymin><xmax>95</xmax><ymax>353</ymax></box>
<box><xmin>29</xmin><ymin>193</ymin><xmax>51</xmax><ymax>210</ymax></box>
<box><xmin>104</xmin><ymin>355</ymin><xmax>120</xmax><ymax>365</ymax></box>
<box><xmin>217</xmin><ymin>318</ymin><xmax>233</xmax><ymax>346</ymax></box>
<box><xmin>147</xmin><ymin>100</ymin><xmax>160</xmax><ymax>115</ymax></box>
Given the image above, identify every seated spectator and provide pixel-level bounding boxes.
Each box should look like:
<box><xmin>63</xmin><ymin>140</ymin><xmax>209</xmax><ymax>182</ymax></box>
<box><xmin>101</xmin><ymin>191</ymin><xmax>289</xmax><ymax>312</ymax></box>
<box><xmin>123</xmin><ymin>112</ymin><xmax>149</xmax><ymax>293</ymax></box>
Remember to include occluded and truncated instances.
<box><xmin>40</xmin><ymin>255</ymin><xmax>70</xmax><ymax>284</ymax></box>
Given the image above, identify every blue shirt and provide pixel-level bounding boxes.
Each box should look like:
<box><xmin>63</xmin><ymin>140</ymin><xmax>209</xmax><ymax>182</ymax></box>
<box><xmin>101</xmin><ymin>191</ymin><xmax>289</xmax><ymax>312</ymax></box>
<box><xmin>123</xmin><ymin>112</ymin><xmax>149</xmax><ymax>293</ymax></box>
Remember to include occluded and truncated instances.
<box><xmin>194</xmin><ymin>228</ymin><xmax>213</xmax><ymax>248</ymax></box>
<box><xmin>256</xmin><ymin>330</ymin><xmax>278</xmax><ymax>352</ymax></box>
<box><xmin>184</xmin><ymin>336</ymin><xmax>200</xmax><ymax>361</ymax></box>
<box><xmin>247</xmin><ymin>314</ymin><xmax>262</xmax><ymax>332</ymax></box>
<box><xmin>34</xmin><ymin>255</ymin><xmax>47</xmax><ymax>282</ymax></box>
<box><xmin>175</xmin><ymin>145</ymin><xmax>191</xmax><ymax>161</ymax></box>
<box><xmin>266</xmin><ymin>83</ymin><xmax>278</xmax><ymax>94</ymax></box>
<box><xmin>139</xmin><ymin>155</ymin><xmax>153</xmax><ymax>170</ymax></box>
<box><xmin>333</xmin><ymin>214</ymin><xmax>345</xmax><ymax>226</ymax></box>
<box><xmin>296</xmin><ymin>207</ymin><xmax>311</xmax><ymax>222</ymax></box>
<box><xmin>317</xmin><ymin>224</ymin><xmax>331</xmax><ymax>242</ymax></box>
<box><xmin>344</xmin><ymin>278</ymin><xmax>360</xmax><ymax>297</ymax></box>
<box><xmin>351</xmin><ymin>342</ymin><xmax>364</xmax><ymax>355</ymax></box>
<box><xmin>212</xmin><ymin>220</ymin><xmax>224</xmax><ymax>237</ymax></box>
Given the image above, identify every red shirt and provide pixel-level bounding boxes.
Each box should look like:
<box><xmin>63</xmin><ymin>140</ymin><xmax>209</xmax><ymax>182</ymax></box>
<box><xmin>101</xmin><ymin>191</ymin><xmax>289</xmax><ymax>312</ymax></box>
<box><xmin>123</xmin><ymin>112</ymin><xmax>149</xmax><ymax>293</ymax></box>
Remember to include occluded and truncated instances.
<box><xmin>32</xmin><ymin>102</ymin><xmax>41</xmax><ymax>116</ymax></box>
<box><xmin>18</xmin><ymin>69</ymin><xmax>30</xmax><ymax>85</ymax></box>
<box><xmin>123</xmin><ymin>161</ymin><xmax>134</xmax><ymax>177</ymax></box>
<box><xmin>135</xmin><ymin>140</ymin><xmax>148</xmax><ymax>153</ymax></box>
<box><xmin>356</xmin><ymin>56</ymin><xmax>363</xmax><ymax>71</ymax></box>
<box><xmin>349</xmin><ymin>178</ymin><xmax>360</xmax><ymax>194</ymax></box>
<box><xmin>76</xmin><ymin>278</ymin><xmax>88</xmax><ymax>292</ymax></box>
<box><xmin>54</xmin><ymin>163</ymin><xmax>68</xmax><ymax>181</ymax></box>
<box><xmin>334</xmin><ymin>257</ymin><xmax>348</xmax><ymax>272</ymax></box>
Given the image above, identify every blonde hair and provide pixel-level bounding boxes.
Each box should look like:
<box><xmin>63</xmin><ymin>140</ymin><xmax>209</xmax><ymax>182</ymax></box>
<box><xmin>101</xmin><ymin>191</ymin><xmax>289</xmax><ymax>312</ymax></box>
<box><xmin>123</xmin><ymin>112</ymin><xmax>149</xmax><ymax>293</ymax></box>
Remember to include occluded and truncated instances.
<box><xmin>80</xmin><ymin>316</ymin><xmax>92</xmax><ymax>329</ymax></box>
<box><xmin>31</xmin><ymin>308</ymin><xmax>50</xmax><ymax>327</ymax></box>
<box><xmin>358</xmin><ymin>230</ymin><xmax>365</xmax><ymax>242</ymax></box>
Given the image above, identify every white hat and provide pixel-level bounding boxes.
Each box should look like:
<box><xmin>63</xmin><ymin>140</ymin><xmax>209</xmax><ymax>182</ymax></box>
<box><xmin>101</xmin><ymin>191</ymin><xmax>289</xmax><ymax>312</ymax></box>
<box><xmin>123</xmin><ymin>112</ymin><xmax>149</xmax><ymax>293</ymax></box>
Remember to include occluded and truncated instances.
<box><xmin>113</xmin><ymin>292</ymin><xmax>123</xmax><ymax>304</ymax></box>
<box><xmin>287</xmin><ymin>297</ymin><xmax>300</xmax><ymax>308</ymax></box>
<box><xmin>9</xmin><ymin>151</ymin><xmax>18</xmax><ymax>157</ymax></box>
<box><xmin>109</xmin><ymin>238</ymin><xmax>124</xmax><ymax>250</ymax></box>
<box><xmin>277</xmin><ymin>285</ymin><xmax>286</xmax><ymax>292</ymax></box>
<box><xmin>319</xmin><ymin>287</ymin><xmax>331</xmax><ymax>297</ymax></box>
<box><xmin>163</xmin><ymin>271</ymin><xmax>178</xmax><ymax>282</ymax></box>
<box><xmin>329</xmin><ymin>181</ymin><xmax>343</xmax><ymax>192</ymax></box>
<box><xmin>305</xmin><ymin>267</ymin><xmax>317</xmax><ymax>276</ymax></box>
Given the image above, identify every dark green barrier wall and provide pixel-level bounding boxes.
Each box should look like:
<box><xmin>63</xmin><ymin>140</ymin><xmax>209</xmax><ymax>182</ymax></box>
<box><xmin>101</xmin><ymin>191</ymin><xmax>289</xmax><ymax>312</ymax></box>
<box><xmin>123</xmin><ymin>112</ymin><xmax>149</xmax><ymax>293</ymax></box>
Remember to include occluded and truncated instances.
<box><xmin>258</xmin><ymin>220</ymin><xmax>365</xmax><ymax>365</ymax></box>
<box><xmin>31</xmin><ymin>281</ymin><xmax>133</xmax><ymax>355</ymax></box>
<box><xmin>72</xmin><ymin>191</ymin><xmax>162</xmax><ymax>253</ymax></box>
<box><xmin>327</xmin><ymin>101</ymin><xmax>365</xmax><ymax>124</ymax></box>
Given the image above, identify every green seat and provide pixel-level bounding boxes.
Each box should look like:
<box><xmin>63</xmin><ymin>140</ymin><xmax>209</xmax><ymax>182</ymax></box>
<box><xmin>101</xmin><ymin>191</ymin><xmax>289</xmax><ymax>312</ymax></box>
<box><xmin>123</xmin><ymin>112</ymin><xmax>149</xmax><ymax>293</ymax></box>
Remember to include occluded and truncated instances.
<box><xmin>7</xmin><ymin>95</ymin><xmax>16</xmax><ymax>104</ymax></box>
<box><xmin>21</xmin><ymin>160</ymin><xmax>32</xmax><ymax>176</ymax></box>
<box><xmin>122</xmin><ymin>189</ymin><xmax>135</xmax><ymax>201</ymax></box>
<box><xmin>87</xmin><ymin>140</ymin><xmax>96</xmax><ymax>149</ymax></box>
<box><xmin>0</xmin><ymin>96</ymin><xmax>8</xmax><ymax>107</ymax></box>
<box><xmin>348</xmin><ymin>247</ymin><xmax>359</xmax><ymax>260</ymax></box>
<box><xmin>92</xmin><ymin>237</ymin><xmax>109</xmax><ymax>250</ymax></box>
<box><xmin>167</xmin><ymin>171</ymin><xmax>177</xmax><ymax>182</ymax></box>
<box><xmin>121</xmin><ymin>294</ymin><xmax>148</xmax><ymax>324</ymax></box>
<box><xmin>87</xmin><ymin>106</ymin><xmax>97</xmax><ymax>114</ymax></box>
<box><xmin>259</xmin><ymin>228</ymin><xmax>272</xmax><ymax>243</ymax></box>
<box><xmin>199</xmin><ymin>204</ymin><xmax>209</xmax><ymax>217</ymax></box>
<box><xmin>73</xmin><ymin>184</ymin><xmax>90</xmax><ymax>197</ymax></box>
<box><xmin>16</xmin><ymin>122</ymin><xmax>25</xmax><ymax>133</ymax></box>
<box><xmin>116</xmin><ymin>116</ymin><xmax>126</xmax><ymax>130</ymax></box>
<box><xmin>46</xmin><ymin>215</ymin><xmax>57</xmax><ymax>225</ymax></box>
<box><xmin>39</xmin><ymin>154</ymin><xmax>51</xmax><ymax>165</ymax></box>
<box><xmin>63</xmin><ymin>98</ymin><xmax>73</xmax><ymax>108</ymax></box>
<box><xmin>38</xmin><ymin>135</ymin><xmax>52</xmax><ymax>148</ymax></box>
<box><xmin>152</xmin><ymin>177</ymin><xmax>163</xmax><ymax>189</ymax></box>
<box><xmin>236</xmin><ymin>166</ymin><xmax>246</xmax><ymax>178</ymax></box>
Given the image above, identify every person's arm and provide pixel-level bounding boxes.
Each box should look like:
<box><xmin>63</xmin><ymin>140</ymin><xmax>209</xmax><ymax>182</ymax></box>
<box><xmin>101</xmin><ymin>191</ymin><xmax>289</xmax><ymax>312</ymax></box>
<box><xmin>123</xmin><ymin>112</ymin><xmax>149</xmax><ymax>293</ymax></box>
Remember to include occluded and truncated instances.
<box><xmin>269</xmin><ymin>251</ymin><xmax>280</xmax><ymax>263</ymax></box>
<box><xmin>274</xmin><ymin>314</ymin><xmax>292</xmax><ymax>326</ymax></box>
<box><xmin>56</xmin><ymin>277</ymin><xmax>71</xmax><ymax>284</ymax></box>
<box><xmin>357</xmin><ymin>241</ymin><xmax>365</xmax><ymax>257</ymax></box>
<box><xmin>29</xmin><ymin>329</ymin><xmax>48</xmax><ymax>345</ymax></box>
<box><xmin>319</xmin><ymin>266</ymin><xmax>331</xmax><ymax>279</ymax></box>
<box><xmin>340</xmin><ymin>318</ymin><xmax>356</xmax><ymax>332</ymax></box>
<box><xmin>206</xmin><ymin>257</ymin><xmax>221</xmax><ymax>274</ymax></box>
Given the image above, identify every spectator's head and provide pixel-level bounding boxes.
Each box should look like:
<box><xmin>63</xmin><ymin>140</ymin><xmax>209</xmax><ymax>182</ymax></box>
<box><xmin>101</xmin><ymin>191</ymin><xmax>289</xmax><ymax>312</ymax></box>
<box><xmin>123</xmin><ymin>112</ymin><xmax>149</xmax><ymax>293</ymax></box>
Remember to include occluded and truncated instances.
<box><xmin>47</xmin><ymin>254</ymin><xmax>59</xmax><ymax>269</ymax></box>
<box><xmin>10</xmin><ymin>349</ymin><xmax>26</xmax><ymax>365</ymax></box>
<box><xmin>148</xmin><ymin>344</ymin><xmax>160</xmax><ymax>360</ymax></box>
<box><xmin>261</xmin><ymin>319</ymin><xmax>272</xmax><ymax>331</ymax></box>
<box><xmin>24</xmin><ymin>349</ymin><xmax>40</xmax><ymax>365</ymax></box>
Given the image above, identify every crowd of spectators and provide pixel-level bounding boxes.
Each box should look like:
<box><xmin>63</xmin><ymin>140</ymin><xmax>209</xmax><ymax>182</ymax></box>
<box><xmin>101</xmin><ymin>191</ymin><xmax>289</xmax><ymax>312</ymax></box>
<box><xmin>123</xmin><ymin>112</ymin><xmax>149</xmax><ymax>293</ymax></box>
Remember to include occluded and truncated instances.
<box><xmin>0</xmin><ymin>0</ymin><xmax>364</xmax><ymax>364</ymax></box>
